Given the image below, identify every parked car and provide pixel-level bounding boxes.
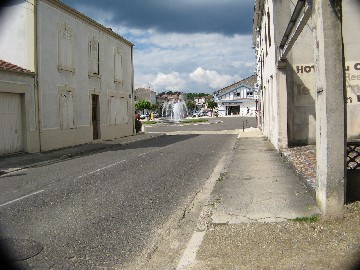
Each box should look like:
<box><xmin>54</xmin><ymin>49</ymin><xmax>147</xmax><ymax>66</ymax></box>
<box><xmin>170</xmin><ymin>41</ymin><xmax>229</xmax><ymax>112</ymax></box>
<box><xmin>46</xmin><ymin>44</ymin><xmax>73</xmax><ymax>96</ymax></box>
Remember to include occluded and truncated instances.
<box><xmin>192</xmin><ymin>111</ymin><xmax>207</xmax><ymax>117</ymax></box>
<box><xmin>192</xmin><ymin>111</ymin><xmax>201</xmax><ymax>117</ymax></box>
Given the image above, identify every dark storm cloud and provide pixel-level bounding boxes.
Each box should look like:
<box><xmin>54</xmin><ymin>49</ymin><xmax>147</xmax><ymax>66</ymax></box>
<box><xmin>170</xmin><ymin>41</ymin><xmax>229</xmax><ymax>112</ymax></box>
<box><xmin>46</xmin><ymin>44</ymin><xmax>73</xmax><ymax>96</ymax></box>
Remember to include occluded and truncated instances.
<box><xmin>61</xmin><ymin>0</ymin><xmax>254</xmax><ymax>35</ymax></box>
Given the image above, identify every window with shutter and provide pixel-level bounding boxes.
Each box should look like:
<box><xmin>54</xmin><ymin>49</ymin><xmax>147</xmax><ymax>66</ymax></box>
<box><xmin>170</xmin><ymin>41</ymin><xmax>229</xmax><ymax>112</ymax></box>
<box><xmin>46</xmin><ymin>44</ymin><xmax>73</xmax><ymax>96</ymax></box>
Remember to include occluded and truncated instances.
<box><xmin>114</xmin><ymin>50</ymin><xmax>123</xmax><ymax>83</ymax></box>
<box><xmin>89</xmin><ymin>38</ymin><xmax>99</xmax><ymax>75</ymax></box>
<box><xmin>58</xmin><ymin>23</ymin><xmax>74</xmax><ymax>72</ymax></box>
<box><xmin>60</xmin><ymin>88</ymin><xmax>75</xmax><ymax>129</ymax></box>
<box><xmin>109</xmin><ymin>96</ymin><xmax>129</xmax><ymax>125</ymax></box>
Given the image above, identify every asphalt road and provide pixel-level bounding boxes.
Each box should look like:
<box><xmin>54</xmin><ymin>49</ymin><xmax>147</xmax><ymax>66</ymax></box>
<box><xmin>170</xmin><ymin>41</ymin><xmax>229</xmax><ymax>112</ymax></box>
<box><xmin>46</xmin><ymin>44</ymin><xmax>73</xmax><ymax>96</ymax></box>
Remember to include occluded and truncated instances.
<box><xmin>0</xmin><ymin>116</ymin><xmax>253</xmax><ymax>269</ymax></box>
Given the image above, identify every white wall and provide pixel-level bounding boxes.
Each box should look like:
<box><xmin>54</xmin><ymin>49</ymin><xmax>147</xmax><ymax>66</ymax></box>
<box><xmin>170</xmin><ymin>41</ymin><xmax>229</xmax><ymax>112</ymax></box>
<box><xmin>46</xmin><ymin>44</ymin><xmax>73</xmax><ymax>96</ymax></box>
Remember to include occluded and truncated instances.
<box><xmin>0</xmin><ymin>71</ymin><xmax>40</xmax><ymax>153</ymax></box>
<box><xmin>37</xmin><ymin>0</ymin><xmax>134</xmax><ymax>151</ymax></box>
<box><xmin>257</xmin><ymin>0</ymin><xmax>280</xmax><ymax>148</ymax></box>
<box><xmin>343</xmin><ymin>0</ymin><xmax>360</xmax><ymax>141</ymax></box>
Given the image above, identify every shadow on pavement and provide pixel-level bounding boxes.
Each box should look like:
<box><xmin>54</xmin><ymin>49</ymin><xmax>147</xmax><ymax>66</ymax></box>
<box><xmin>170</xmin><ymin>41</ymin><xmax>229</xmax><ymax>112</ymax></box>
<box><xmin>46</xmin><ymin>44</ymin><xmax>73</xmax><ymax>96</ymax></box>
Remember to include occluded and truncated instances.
<box><xmin>0</xmin><ymin>134</ymin><xmax>199</xmax><ymax>176</ymax></box>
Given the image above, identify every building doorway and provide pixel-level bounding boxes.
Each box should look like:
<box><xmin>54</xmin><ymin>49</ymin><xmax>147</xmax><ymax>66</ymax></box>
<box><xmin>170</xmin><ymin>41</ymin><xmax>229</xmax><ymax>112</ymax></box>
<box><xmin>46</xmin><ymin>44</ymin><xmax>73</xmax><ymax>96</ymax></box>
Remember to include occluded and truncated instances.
<box><xmin>91</xmin><ymin>94</ymin><xmax>99</xmax><ymax>140</ymax></box>
<box><xmin>227</xmin><ymin>105</ymin><xmax>240</xmax><ymax>115</ymax></box>
<box><xmin>0</xmin><ymin>92</ymin><xmax>24</xmax><ymax>154</ymax></box>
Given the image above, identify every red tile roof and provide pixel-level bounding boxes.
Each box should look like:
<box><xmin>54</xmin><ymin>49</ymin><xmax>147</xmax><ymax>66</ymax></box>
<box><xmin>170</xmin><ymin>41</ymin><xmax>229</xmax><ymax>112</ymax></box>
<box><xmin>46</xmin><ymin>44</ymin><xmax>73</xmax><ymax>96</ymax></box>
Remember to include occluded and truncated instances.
<box><xmin>0</xmin><ymin>60</ymin><xmax>34</xmax><ymax>74</ymax></box>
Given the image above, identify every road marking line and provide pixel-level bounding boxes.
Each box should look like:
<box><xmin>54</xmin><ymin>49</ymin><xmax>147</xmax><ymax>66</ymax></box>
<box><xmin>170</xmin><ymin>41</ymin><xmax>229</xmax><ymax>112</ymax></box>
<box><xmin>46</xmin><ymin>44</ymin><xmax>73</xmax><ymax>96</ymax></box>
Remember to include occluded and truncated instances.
<box><xmin>0</xmin><ymin>190</ymin><xmax>45</xmax><ymax>207</ymax></box>
<box><xmin>76</xmin><ymin>160</ymin><xmax>126</xmax><ymax>179</ymax></box>
<box><xmin>175</xmin><ymin>143</ymin><xmax>236</xmax><ymax>270</ymax></box>
<box><xmin>176</xmin><ymin>231</ymin><xmax>205</xmax><ymax>270</ymax></box>
<box><xmin>138</xmin><ymin>148</ymin><xmax>159</xmax><ymax>157</ymax></box>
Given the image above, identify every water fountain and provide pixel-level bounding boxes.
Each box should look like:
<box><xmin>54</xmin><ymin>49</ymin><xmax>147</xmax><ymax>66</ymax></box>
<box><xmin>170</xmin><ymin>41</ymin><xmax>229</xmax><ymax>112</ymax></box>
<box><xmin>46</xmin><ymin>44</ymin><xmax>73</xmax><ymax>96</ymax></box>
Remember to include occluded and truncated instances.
<box><xmin>160</xmin><ymin>96</ymin><xmax>188</xmax><ymax>122</ymax></box>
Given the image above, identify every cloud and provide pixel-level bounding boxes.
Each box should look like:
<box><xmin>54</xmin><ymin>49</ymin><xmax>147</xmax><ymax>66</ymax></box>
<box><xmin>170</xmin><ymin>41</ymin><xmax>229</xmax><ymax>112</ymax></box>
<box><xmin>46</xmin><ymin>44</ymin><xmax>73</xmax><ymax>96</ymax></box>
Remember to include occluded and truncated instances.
<box><xmin>60</xmin><ymin>0</ymin><xmax>256</xmax><ymax>93</ymax></box>
<box><xmin>129</xmin><ymin>30</ymin><xmax>255</xmax><ymax>92</ymax></box>
<box><xmin>62</xmin><ymin>0</ymin><xmax>254</xmax><ymax>36</ymax></box>
<box><xmin>190</xmin><ymin>67</ymin><xmax>241</xmax><ymax>89</ymax></box>
<box><xmin>141</xmin><ymin>72</ymin><xmax>187</xmax><ymax>92</ymax></box>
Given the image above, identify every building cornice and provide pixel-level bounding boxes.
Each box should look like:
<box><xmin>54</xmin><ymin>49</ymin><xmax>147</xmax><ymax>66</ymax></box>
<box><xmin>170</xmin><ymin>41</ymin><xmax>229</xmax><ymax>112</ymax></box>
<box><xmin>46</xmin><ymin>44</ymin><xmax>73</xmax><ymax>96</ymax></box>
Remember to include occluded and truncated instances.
<box><xmin>252</xmin><ymin>0</ymin><xmax>264</xmax><ymax>44</ymax></box>
<box><xmin>42</xmin><ymin>0</ymin><xmax>134</xmax><ymax>47</ymax></box>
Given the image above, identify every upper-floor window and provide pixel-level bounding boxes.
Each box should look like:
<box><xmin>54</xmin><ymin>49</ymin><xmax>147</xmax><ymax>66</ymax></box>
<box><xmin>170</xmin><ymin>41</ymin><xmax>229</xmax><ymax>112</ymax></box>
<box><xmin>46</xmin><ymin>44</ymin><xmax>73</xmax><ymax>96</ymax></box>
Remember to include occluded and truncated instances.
<box><xmin>58</xmin><ymin>22</ymin><xmax>74</xmax><ymax>72</ymax></box>
<box><xmin>89</xmin><ymin>37</ymin><xmax>99</xmax><ymax>75</ymax></box>
<box><xmin>267</xmin><ymin>9</ymin><xmax>271</xmax><ymax>47</ymax></box>
<box><xmin>265</xmin><ymin>23</ymin><xmax>268</xmax><ymax>56</ymax></box>
<box><xmin>114</xmin><ymin>47</ymin><xmax>123</xmax><ymax>83</ymax></box>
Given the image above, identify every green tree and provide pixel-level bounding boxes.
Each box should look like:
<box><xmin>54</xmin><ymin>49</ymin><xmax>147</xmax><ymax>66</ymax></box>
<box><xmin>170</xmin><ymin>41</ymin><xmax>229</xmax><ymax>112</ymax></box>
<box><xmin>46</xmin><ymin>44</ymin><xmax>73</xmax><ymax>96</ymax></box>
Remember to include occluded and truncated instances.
<box><xmin>186</xmin><ymin>100</ymin><xmax>196</xmax><ymax>112</ymax></box>
<box><xmin>207</xmin><ymin>100</ymin><xmax>218</xmax><ymax>116</ymax></box>
<box><xmin>135</xmin><ymin>100</ymin><xmax>152</xmax><ymax>112</ymax></box>
<box><xmin>150</xmin><ymin>103</ymin><xmax>158</xmax><ymax>112</ymax></box>
<box><xmin>186</xmin><ymin>93</ymin><xmax>208</xmax><ymax>100</ymax></box>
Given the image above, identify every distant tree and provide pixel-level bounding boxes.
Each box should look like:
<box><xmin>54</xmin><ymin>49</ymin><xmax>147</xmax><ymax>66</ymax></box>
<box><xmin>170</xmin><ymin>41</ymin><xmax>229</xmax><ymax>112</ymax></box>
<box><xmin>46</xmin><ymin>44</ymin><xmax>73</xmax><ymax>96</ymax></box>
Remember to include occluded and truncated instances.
<box><xmin>187</xmin><ymin>93</ymin><xmax>208</xmax><ymax>100</ymax></box>
<box><xmin>150</xmin><ymin>103</ymin><xmax>158</xmax><ymax>112</ymax></box>
<box><xmin>186</xmin><ymin>93</ymin><xmax>195</xmax><ymax>100</ymax></box>
<box><xmin>207</xmin><ymin>100</ymin><xmax>218</xmax><ymax>116</ymax></box>
<box><xmin>186</xmin><ymin>100</ymin><xmax>196</xmax><ymax>112</ymax></box>
<box><xmin>135</xmin><ymin>100</ymin><xmax>152</xmax><ymax>113</ymax></box>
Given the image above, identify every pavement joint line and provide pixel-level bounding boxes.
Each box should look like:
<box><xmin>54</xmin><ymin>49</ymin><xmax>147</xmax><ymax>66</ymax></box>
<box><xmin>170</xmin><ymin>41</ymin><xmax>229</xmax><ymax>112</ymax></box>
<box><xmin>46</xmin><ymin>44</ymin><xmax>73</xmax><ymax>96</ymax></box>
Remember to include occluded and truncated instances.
<box><xmin>0</xmin><ymin>190</ymin><xmax>45</xmax><ymax>207</ymax></box>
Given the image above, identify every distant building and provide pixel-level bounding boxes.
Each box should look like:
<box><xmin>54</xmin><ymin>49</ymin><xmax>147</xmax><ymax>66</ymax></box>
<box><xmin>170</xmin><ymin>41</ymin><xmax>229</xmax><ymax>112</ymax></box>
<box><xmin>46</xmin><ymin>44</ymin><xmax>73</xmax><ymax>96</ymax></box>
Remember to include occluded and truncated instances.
<box><xmin>134</xmin><ymin>88</ymin><xmax>156</xmax><ymax>104</ymax></box>
<box><xmin>0</xmin><ymin>0</ymin><xmax>134</xmax><ymax>152</ymax></box>
<box><xmin>214</xmin><ymin>75</ymin><xmax>257</xmax><ymax>116</ymax></box>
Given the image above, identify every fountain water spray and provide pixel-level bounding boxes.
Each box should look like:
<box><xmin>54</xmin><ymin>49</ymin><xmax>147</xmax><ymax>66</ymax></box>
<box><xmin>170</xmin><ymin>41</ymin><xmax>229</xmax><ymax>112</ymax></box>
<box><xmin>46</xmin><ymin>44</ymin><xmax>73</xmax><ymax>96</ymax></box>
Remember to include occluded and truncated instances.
<box><xmin>161</xmin><ymin>95</ymin><xmax>188</xmax><ymax>122</ymax></box>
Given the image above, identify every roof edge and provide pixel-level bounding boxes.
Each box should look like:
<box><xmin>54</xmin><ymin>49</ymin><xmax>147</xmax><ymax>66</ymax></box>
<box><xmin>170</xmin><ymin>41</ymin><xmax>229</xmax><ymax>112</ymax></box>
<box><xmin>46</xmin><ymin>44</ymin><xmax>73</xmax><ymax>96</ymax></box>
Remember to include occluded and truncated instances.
<box><xmin>43</xmin><ymin>0</ymin><xmax>134</xmax><ymax>47</ymax></box>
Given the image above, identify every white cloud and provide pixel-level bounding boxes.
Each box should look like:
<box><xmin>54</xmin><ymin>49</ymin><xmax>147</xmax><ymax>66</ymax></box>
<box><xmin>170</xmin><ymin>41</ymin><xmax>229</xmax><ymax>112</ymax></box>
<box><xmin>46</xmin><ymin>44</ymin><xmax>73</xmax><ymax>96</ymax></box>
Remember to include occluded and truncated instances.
<box><xmin>129</xmin><ymin>30</ymin><xmax>255</xmax><ymax>93</ymax></box>
<box><xmin>76</xmin><ymin>20</ymin><xmax>255</xmax><ymax>93</ymax></box>
<box><xmin>189</xmin><ymin>67</ymin><xmax>241</xmax><ymax>89</ymax></box>
<box><xmin>149</xmin><ymin>72</ymin><xmax>187</xmax><ymax>92</ymax></box>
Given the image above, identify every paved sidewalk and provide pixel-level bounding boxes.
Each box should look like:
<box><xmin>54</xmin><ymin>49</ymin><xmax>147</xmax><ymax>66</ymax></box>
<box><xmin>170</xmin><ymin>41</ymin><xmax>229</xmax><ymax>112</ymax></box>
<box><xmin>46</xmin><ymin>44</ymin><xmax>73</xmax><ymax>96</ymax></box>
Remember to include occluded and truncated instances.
<box><xmin>178</xmin><ymin>128</ymin><xmax>321</xmax><ymax>269</ymax></box>
<box><xmin>0</xmin><ymin>132</ymin><xmax>164</xmax><ymax>176</ymax></box>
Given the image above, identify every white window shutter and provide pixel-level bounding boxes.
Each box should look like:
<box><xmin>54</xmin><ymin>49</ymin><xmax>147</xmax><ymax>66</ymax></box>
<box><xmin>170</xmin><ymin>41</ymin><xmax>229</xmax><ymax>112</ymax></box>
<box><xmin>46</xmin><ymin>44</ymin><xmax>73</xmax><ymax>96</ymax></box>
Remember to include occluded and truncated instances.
<box><xmin>114</xmin><ymin>52</ymin><xmax>123</xmax><ymax>82</ymax></box>
<box><xmin>59</xmin><ymin>26</ymin><xmax>73</xmax><ymax>69</ymax></box>
<box><xmin>61</xmin><ymin>90</ymin><xmax>74</xmax><ymax>129</ymax></box>
<box><xmin>89</xmin><ymin>40</ymin><xmax>99</xmax><ymax>74</ymax></box>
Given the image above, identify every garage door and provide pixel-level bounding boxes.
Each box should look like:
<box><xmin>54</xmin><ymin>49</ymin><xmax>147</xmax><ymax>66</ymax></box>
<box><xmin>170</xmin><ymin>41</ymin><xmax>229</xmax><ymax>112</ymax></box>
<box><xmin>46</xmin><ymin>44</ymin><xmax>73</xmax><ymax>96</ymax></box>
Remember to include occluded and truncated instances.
<box><xmin>0</xmin><ymin>92</ymin><xmax>24</xmax><ymax>155</ymax></box>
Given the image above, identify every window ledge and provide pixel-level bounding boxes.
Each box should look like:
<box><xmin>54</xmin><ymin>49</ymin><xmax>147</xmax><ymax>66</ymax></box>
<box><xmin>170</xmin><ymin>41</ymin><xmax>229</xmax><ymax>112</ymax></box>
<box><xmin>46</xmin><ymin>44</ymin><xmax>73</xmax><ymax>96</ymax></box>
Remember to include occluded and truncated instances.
<box><xmin>114</xmin><ymin>80</ymin><xmax>124</xmax><ymax>85</ymax></box>
<box><xmin>58</xmin><ymin>65</ymin><xmax>75</xmax><ymax>73</ymax></box>
<box><xmin>88</xmin><ymin>73</ymin><xmax>101</xmax><ymax>79</ymax></box>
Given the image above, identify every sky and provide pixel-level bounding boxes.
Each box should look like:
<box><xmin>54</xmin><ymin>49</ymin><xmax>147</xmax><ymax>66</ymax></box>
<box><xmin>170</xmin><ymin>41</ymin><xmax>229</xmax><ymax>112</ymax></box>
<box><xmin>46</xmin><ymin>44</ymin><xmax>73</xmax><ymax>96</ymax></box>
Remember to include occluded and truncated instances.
<box><xmin>62</xmin><ymin>0</ymin><xmax>256</xmax><ymax>94</ymax></box>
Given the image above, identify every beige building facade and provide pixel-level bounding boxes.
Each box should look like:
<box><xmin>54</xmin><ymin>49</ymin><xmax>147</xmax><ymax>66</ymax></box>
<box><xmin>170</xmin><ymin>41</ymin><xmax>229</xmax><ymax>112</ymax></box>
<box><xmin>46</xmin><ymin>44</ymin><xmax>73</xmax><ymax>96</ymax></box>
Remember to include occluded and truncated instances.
<box><xmin>253</xmin><ymin>0</ymin><xmax>360</xmax><ymax>213</ymax></box>
<box><xmin>0</xmin><ymin>0</ymin><xmax>134</xmax><ymax>152</ymax></box>
<box><xmin>134</xmin><ymin>88</ymin><xmax>157</xmax><ymax>104</ymax></box>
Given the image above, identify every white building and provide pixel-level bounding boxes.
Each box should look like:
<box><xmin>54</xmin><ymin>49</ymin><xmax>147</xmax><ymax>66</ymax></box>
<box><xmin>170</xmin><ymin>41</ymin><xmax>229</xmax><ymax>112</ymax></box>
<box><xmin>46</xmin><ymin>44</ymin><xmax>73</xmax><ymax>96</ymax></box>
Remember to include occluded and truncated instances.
<box><xmin>253</xmin><ymin>0</ymin><xmax>360</xmax><ymax>213</ymax></box>
<box><xmin>0</xmin><ymin>0</ymin><xmax>134</xmax><ymax>152</ymax></box>
<box><xmin>214</xmin><ymin>75</ymin><xmax>258</xmax><ymax>117</ymax></box>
